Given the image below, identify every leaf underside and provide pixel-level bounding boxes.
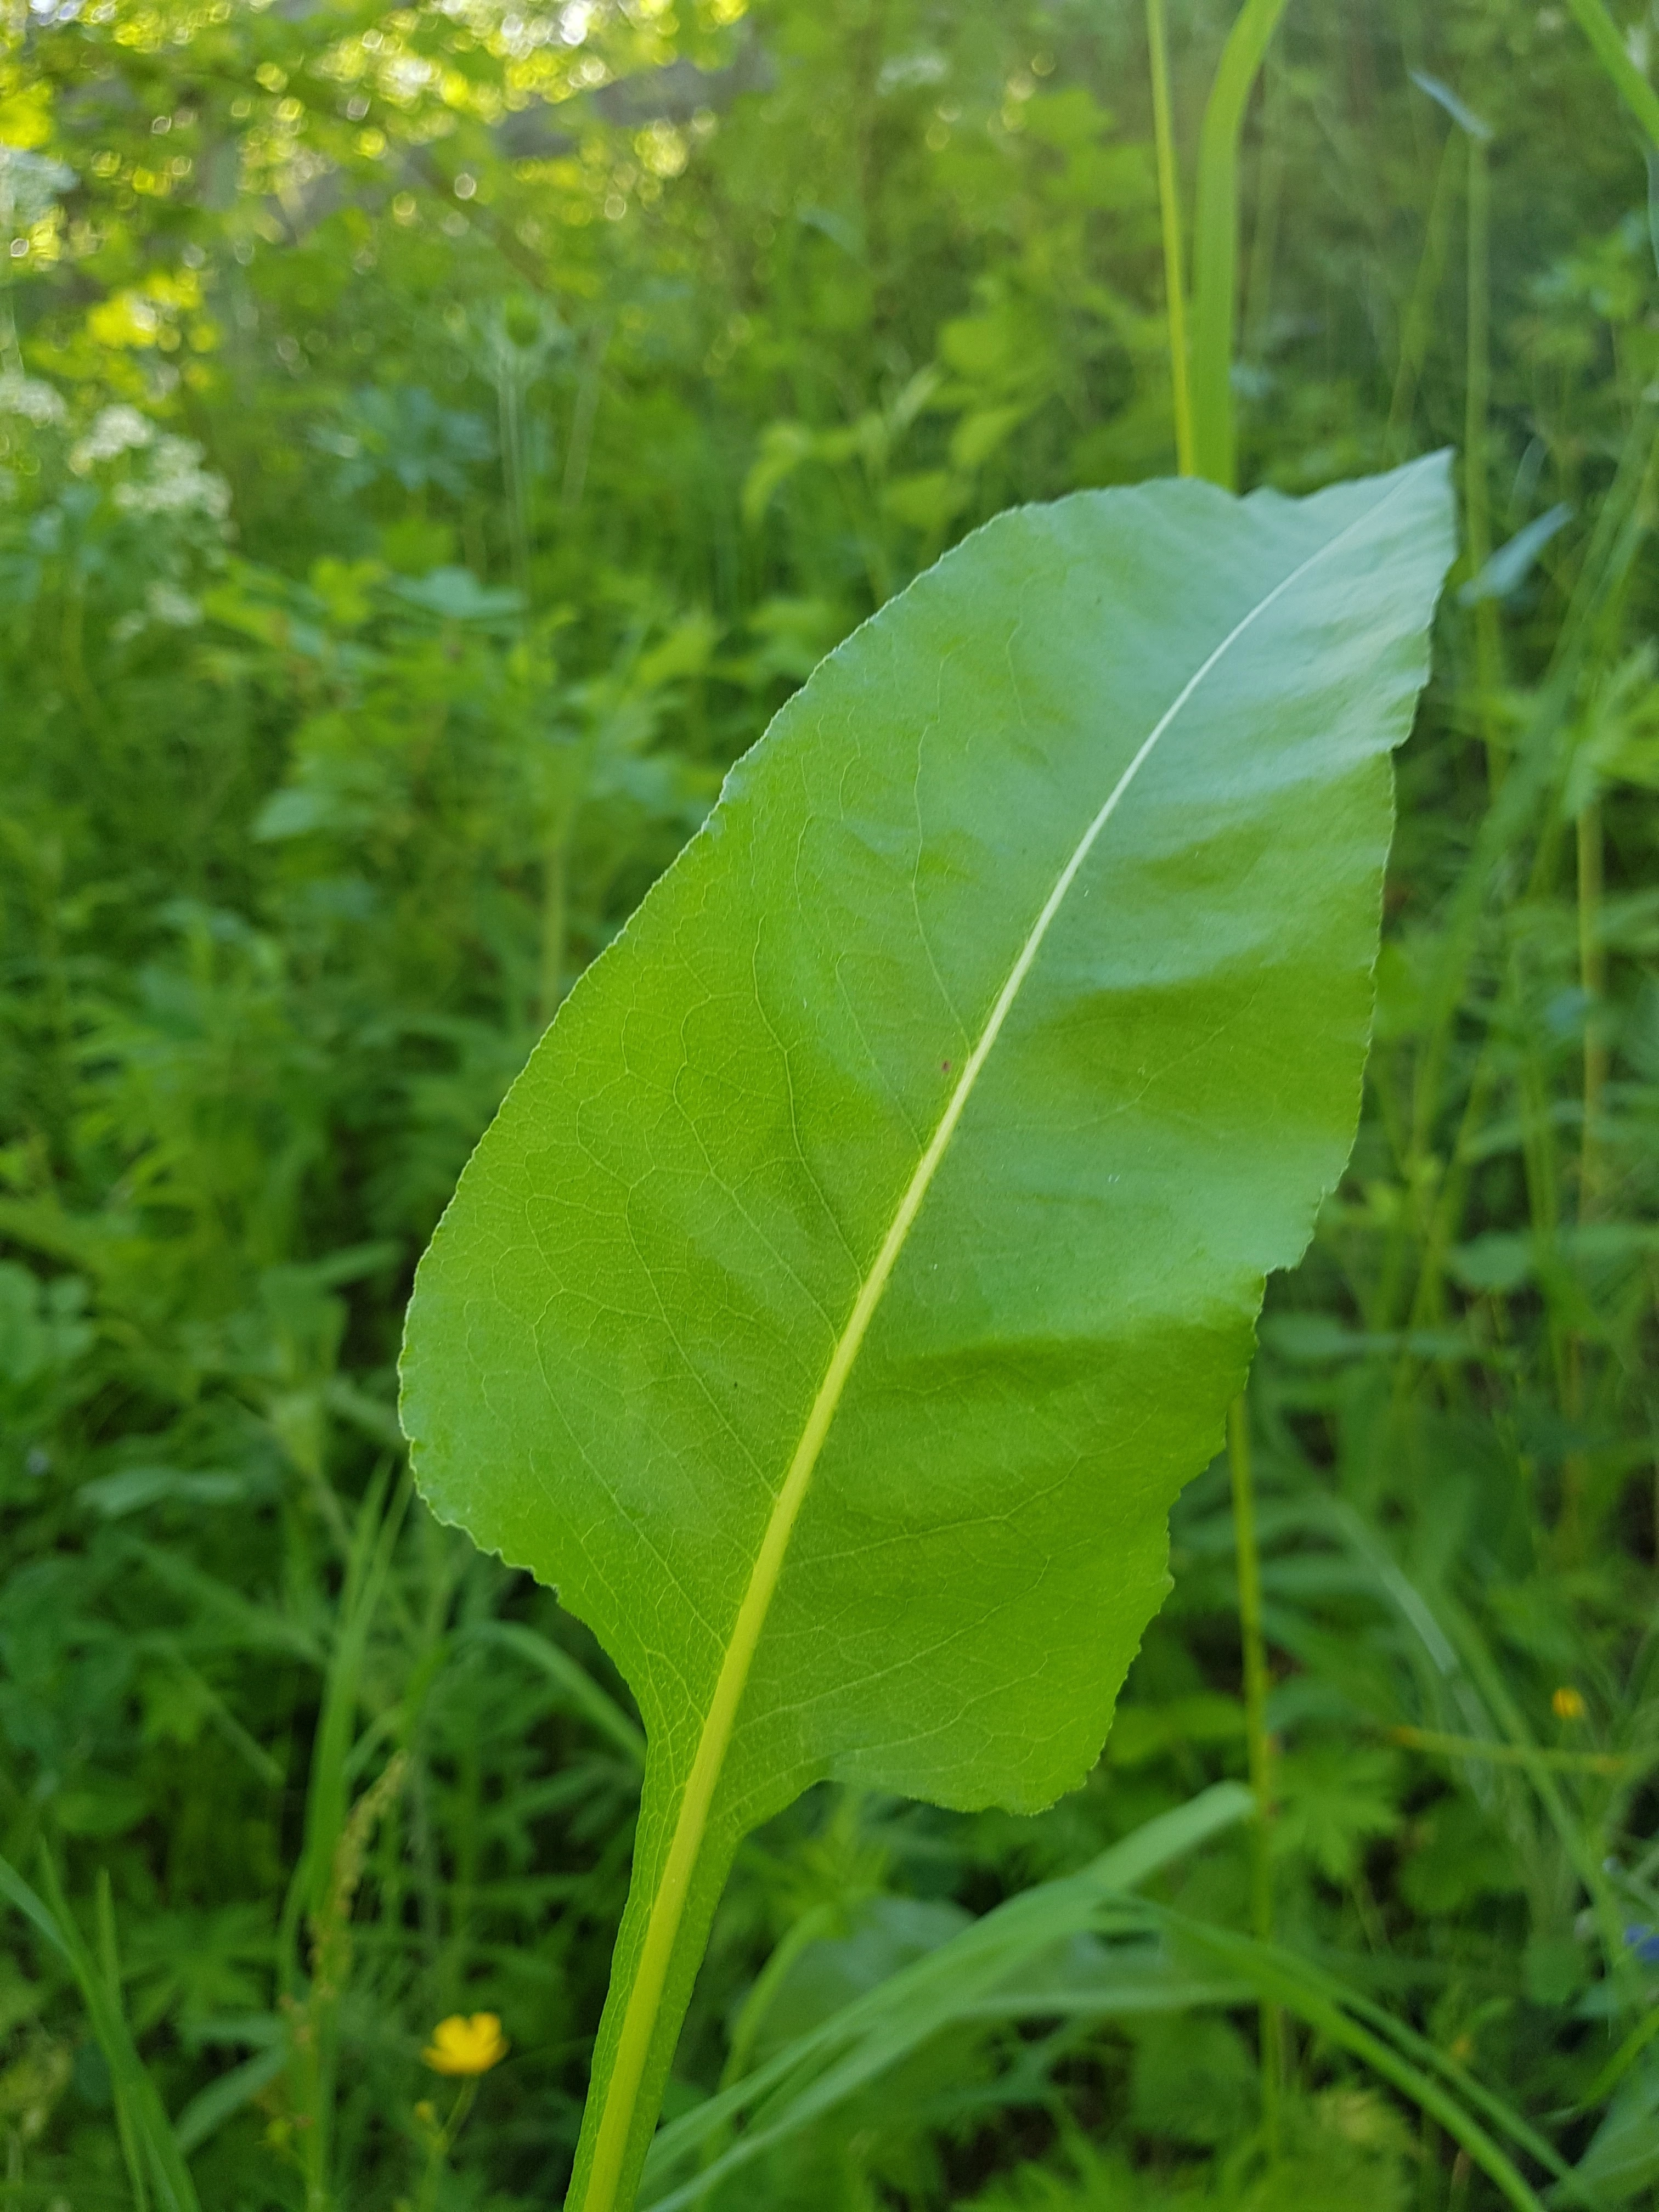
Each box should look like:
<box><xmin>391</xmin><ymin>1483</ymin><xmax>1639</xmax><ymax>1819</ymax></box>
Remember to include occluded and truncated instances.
<box><xmin>398</xmin><ymin>456</ymin><xmax>1455</xmax><ymax>2211</ymax></box>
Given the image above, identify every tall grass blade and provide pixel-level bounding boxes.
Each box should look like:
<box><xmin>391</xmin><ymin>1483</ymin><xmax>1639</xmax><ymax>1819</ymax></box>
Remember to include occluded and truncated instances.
<box><xmin>1226</xmin><ymin>1394</ymin><xmax>1280</xmax><ymax>2156</ymax></box>
<box><xmin>1565</xmin><ymin>0</ymin><xmax>1659</xmax><ymax>147</ymax></box>
<box><xmin>273</xmin><ymin>1463</ymin><xmax>410</xmax><ymax>2211</ymax></box>
<box><xmin>1155</xmin><ymin>1914</ymin><xmax>1575</xmax><ymax>2211</ymax></box>
<box><xmin>1189</xmin><ymin>0</ymin><xmax>1293</xmax><ymax>488</ymax></box>
<box><xmin>638</xmin><ymin>1786</ymin><xmax>1254</xmax><ymax>2207</ymax></box>
<box><xmin>1409</xmin><ymin>73</ymin><xmax>1500</xmax><ymax>781</ymax></box>
<box><xmin>1387</xmin><ymin>132</ymin><xmax>1462</xmax><ymax>457</ymax></box>
<box><xmin>0</xmin><ymin>1850</ymin><xmax>204</xmax><ymax>2212</ymax></box>
<box><xmin>1145</xmin><ymin>0</ymin><xmax>1194</xmax><ymax>474</ymax></box>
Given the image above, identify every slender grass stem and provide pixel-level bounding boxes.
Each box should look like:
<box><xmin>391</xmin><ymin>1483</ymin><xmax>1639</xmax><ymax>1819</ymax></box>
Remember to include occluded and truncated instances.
<box><xmin>1577</xmin><ymin>797</ymin><xmax>1607</xmax><ymax>1221</ymax></box>
<box><xmin>1146</xmin><ymin>0</ymin><xmax>1194</xmax><ymax>475</ymax></box>
<box><xmin>1190</xmin><ymin>0</ymin><xmax>1293</xmax><ymax>489</ymax></box>
<box><xmin>1240</xmin><ymin>53</ymin><xmax>1284</xmax><ymax>366</ymax></box>
<box><xmin>498</xmin><ymin>368</ymin><xmax>533</xmax><ymax>621</ymax></box>
<box><xmin>1227</xmin><ymin>1393</ymin><xmax>1280</xmax><ymax>2158</ymax></box>
<box><xmin>1387</xmin><ymin>132</ymin><xmax>1460</xmax><ymax>458</ymax></box>
<box><xmin>1560</xmin><ymin>795</ymin><xmax>1607</xmax><ymax>1554</ymax></box>
<box><xmin>415</xmin><ymin>2081</ymin><xmax>480</xmax><ymax>2212</ymax></box>
<box><xmin>1464</xmin><ymin>131</ymin><xmax>1502</xmax><ymax>790</ymax></box>
<box><xmin>562</xmin><ymin>323</ymin><xmax>611</xmax><ymax>514</ymax></box>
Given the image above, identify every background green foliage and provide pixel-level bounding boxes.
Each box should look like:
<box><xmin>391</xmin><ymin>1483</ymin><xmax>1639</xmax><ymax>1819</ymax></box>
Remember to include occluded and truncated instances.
<box><xmin>0</xmin><ymin>1</ymin><xmax>1656</xmax><ymax>2207</ymax></box>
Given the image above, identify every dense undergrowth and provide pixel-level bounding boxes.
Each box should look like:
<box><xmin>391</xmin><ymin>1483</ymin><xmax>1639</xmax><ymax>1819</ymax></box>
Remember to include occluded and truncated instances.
<box><xmin>1</xmin><ymin>1</ymin><xmax>1657</xmax><ymax>2206</ymax></box>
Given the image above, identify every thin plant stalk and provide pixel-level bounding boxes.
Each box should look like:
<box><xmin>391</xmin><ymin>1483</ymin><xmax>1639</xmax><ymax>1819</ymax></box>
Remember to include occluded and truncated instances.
<box><xmin>1146</xmin><ymin>0</ymin><xmax>1194</xmax><ymax>475</ymax></box>
<box><xmin>1577</xmin><ymin>796</ymin><xmax>1607</xmax><ymax>1220</ymax></box>
<box><xmin>1464</xmin><ymin>127</ymin><xmax>1502</xmax><ymax>788</ymax></box>
<box><xmin>1190</xmin><ymin>0</ymin><xmax>1294</xmax><ymax>489</ymax></box>
<box><xmin>1240</xmin><ymin>50</ymin><xmax>1285</xmax><ymax>366</ymax></box>
<box><xmin>1227</xmin><ymin>1393</ymin><xmax>1281</xmax><ymax>2158</ymax></box>
<box><xmin>415</xmin><ymin>2081</ymin><xmax>481</xmax><ymax>2212</ymax></box>
<box><xmin>562</xmin><ymin>320</ymin><xmax>612</xmax><ymax>514</ymax></box>
<box><xmin>486</xmin><ymin>315</ymin><xmax>580</xmax><ymax>1026</ymax></box>
<box><xmin>1387</xmin><ymin>131</ymin><xmax>1461</xmax><ymax>458</ymax></box>
<box><xmin>1561</xmin><ymin>793</ymin><xmax>1607</xmax><ymax>1554</ymax></box>
<box><xmin>498</xmin><ymin>365</ymin><xmax>533</xmax><ymax>620</ymax></box>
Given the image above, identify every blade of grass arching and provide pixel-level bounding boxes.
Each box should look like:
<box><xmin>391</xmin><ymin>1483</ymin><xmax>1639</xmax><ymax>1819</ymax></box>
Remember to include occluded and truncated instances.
<box><xmin>1434</xmin><ymin>1593</ymin><xmax>1637</xmax><ymax>1996</ymax></box>
<box><xmin>1189</xmin><ymin>0</ymin><xmax>1293</xmax><ymax>488</ymax></box>
<box><xmin>657</xmin><ymin>1785</ymin><xmax>1252</xmax><ymax>2162</ymax></box>
<box><xmin>950</xmin><ymin>1970</ymin><xmax>1255</xmax><ymax>2022</ymax></box>
<box><xmin>1145</xmin><ymin>0</ymin><xmax>1194</xmax><ymax>474</ymax></box>
<box><xmin>1226</xmin><ymin>1395</ymin><xmax>1280</xmax><ymax>2158</ymax></box>
<box><xmin>173</xmin><ymin>2045</ymin><xmax>290</xmax><ymax>2157</ymax></box>
<box><xmin>1580</xmin><ymin>2005</ymin><xmax>1659</xmax><ymax>2109</ymax></box>
<box><xmin>1565</xmin><ymin>0</ymin><xmax>1659</xmax><ymax>148</ymax></box>
<box><xmin>7</xmin><ymin>1850</ymin><xmax>205</xmax><ymax>2212</ymax></box>
<box><xmin>1328</xmin><ymin>1504</ymin><xmax>1635</xmax><ymax>1999</ymax></box>
<box><xmin>651</xmin><ymin>1953</ymin><xmax>1257</xmax><ymax>2212</ymax></box>
<box><xmin>1153</xmin><ymin>1912</ymin><xmax>1582</xmax><ymax>2209</ymax></box>
<box><xmin>1387</xmin><ymin>130</ymin><xmax>1460</xmax><ymax>458</ymax></box>
<box><xmin>96</xmin><ymin>1870</ymin><xmax>154</xmax><ymax>2212</ymax></box>
<box><xmin>639</xmin><ymin>1786</ymin><xmax>1253</xmax><ymax>2203</ymax></box>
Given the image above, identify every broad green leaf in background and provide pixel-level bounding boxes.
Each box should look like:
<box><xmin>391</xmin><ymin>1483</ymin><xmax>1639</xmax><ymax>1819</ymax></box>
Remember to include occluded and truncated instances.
<box><xmin>399</xmin><ymin>455</ymin><xmax>1455</xmax><ymax>2211</ymax></box>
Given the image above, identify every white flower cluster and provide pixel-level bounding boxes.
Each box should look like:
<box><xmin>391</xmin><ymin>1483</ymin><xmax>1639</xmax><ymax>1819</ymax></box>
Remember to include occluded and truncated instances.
<box><xmin>145</xmin><ymin>579</ymin><xmax>203</xmax><ymax>627</ymax></box>
<box><xmin>70</xmin><ymin>404</ymin><xmax>154</xmax><ymax>471</ymax></box>
<box><xmin>113</xmin><ymin>579</ymin><xmax>204</xmax><ymax>643</ymax></box>
<box><xmin>112</xmin><ymin>433</ymin><xmax>232</xmax><ymax>523</ymax></box>
<box><xmin>0</xmin><ymin>374</ymin><xmax>67</xmax><ymax>427</ymax></box>
<box><xmin>65</xmin><ymin>407</ymin><xmax>232</xmax><ymax>525</ymax></box>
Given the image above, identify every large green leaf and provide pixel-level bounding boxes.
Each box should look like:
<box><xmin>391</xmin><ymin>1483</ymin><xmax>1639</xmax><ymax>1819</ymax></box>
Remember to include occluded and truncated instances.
<box><xmin>398</xmin><ymin>456</ymin><xmax>1454</xmax><ymax>2211</ymax></box>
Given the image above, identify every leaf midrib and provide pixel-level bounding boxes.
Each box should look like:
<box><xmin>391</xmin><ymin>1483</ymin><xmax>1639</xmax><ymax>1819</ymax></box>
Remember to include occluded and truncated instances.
<box><xmin>578</xmin><ymin>471</ymin><xmax>1417</xmax><ymax>2212</ymax></box>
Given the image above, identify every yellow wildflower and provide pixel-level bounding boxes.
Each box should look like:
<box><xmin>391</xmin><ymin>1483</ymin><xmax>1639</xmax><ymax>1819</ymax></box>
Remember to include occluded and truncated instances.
<box><xmin>1551</xmin><ymin>1686</ymin><xmax>1586</xmax><ymax>1722</ymax></box>
<box><xmin>422</xmin><ymin>2013</ymin><xmax>509</xmax><ymax>2076</ymax></box>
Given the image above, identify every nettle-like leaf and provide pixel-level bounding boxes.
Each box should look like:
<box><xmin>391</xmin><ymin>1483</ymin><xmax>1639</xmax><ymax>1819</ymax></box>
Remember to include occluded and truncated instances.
<box><xmin>399</xmin><ymin>457</ymin><xmax>1454</xmax><ymax>2211</ymax></box>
